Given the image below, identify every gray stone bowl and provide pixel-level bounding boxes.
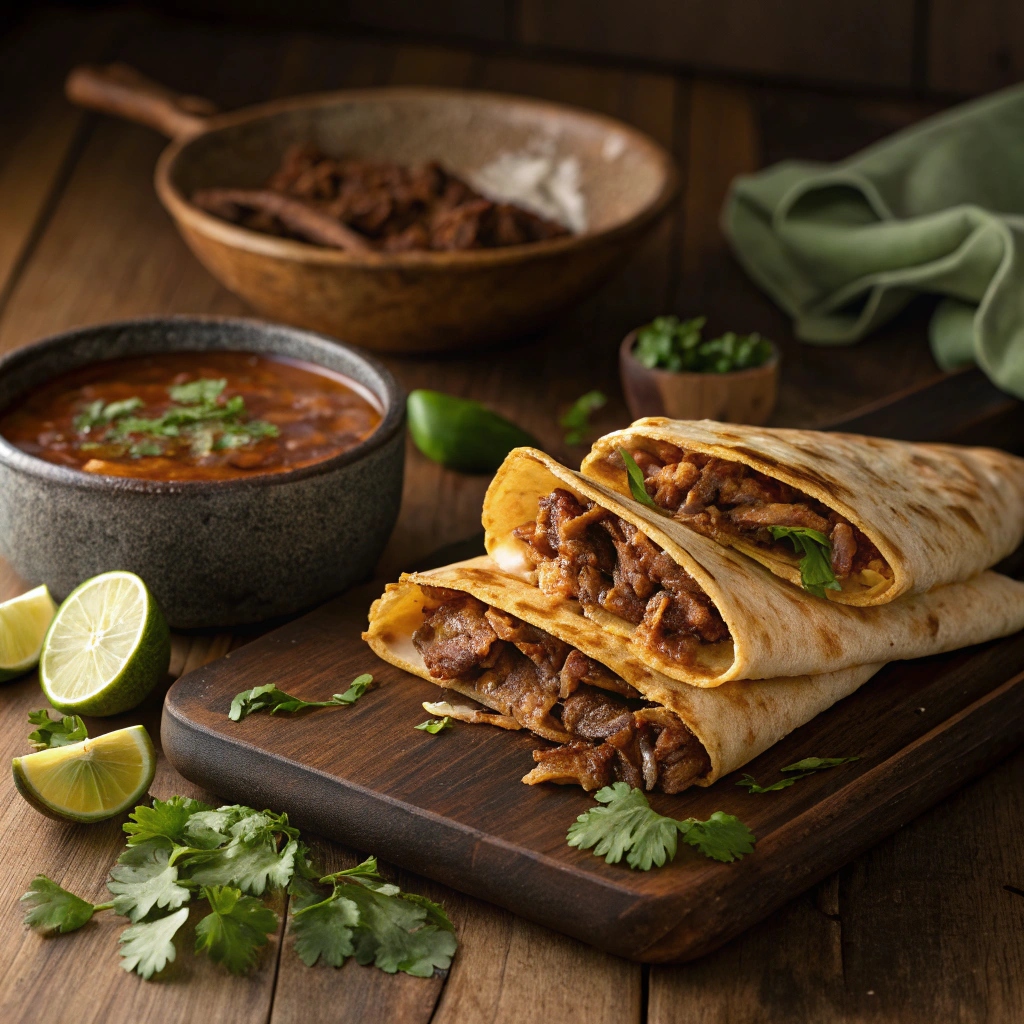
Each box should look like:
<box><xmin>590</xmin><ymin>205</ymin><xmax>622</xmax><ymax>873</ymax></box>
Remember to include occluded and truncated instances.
<box><xmin>0</xmin><ymin>316</ymin><xmax>405</xmax><ymax>628</ymax></box>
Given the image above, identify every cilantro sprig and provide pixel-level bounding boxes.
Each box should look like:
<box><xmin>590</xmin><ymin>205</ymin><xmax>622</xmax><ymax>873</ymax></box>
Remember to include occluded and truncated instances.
<box><xmin>415</xmin><ymin>717</ymin><xmax>453</xmax><ymax>735</ymax></box>
<box><xmin>27</xmin><ymin>709</ymin><xmax>88</xmax><ymax>750</ymax></box>
<box><xmin>20</xmin><ymin>796</ymin><xmax>456</xmax><ymax>982</ymax></box>
<box><xmin>737</xmin><ymin>756</ymin><xmax>860</xmax><ymax>794</ymax></box>
<box><xmin>291</xmin><ymin>856</ymin><xmax>456</xmax><ymax>976</ymax></box>
<box><xmin>72</xmin><ymin>377</ymin><xmax>279</xmax><ymax>461</ymax></box>
<box><xmin>620</xmin><ymin>448</ymin><xmax>661</xmax><ymax>511</ymax></box>
<box><xmin>769</xmin><ymin>526</ymin><xmax>842</xmax><ymax>598</ymax></box>
<box><xmin>229</xmin><ymin>674</ymin><xmax>374</xmax><ymax>721</ymax></box>
<box><xmin>567</xmin><ymin>783</ymin><xmax>755</xmax><ymax>870</ymax></box>
<box><xmin>560</xmin><ymin>390</ymin><xmax>606</xmax><ymax>446</ymax></box>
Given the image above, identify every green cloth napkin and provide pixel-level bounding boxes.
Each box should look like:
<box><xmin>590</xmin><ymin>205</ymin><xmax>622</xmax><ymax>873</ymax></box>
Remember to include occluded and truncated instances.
<box><xmin>721</xmin><ymin>84</ymin><xmax>1024</xmax><ymax>399</ymax></box>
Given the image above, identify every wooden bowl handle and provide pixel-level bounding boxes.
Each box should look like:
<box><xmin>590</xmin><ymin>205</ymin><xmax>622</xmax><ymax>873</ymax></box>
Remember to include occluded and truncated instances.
<box><xmin>65</xmin><ymin>63</ymin><xmax>218</xmax><ymax>140</ymax></box>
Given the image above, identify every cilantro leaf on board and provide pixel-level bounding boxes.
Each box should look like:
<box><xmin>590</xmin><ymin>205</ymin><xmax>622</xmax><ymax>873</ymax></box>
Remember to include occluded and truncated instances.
<box><xmin>735</xmin><ymin>774</ymin><xmax>796</xmax><ymax>794</ymax></box>
<box><xmin>27</xmin><ymin>709</ymin><xmax>87</xmax><ymax>750</ymax></box>
<box><xmin>21</xmin><ymin>876</ymin><xmax>112</xmax><ymax>934</ymax></box>
<box><xmin>194</xmin><ymin>886</ymin><xmax>278</xmax><ymax>975</ymax></box>
<box><xmin>560</xmin><ymin>390</ymin><xmax>607</xmax><ymax>446</ymax></box>
<box><xmin>782</xmin><ymin>756</ymin><xmax>860</xmax><ymax>773</ymax></box>
<box><xmin>107</xmin><ymin>841</ymin><xmax>192</xmax><ymax>922</ymax></box>
<box><xmin>567</xmin><ymin>783</ymin><xmax>680</xmax><ymax>870</ymax></box>
<box><xmin>123</xmin><ymin>796</ymin><xmax>214</xmax><ymax>847</ymax></box>
<box><xmin>738</xmin><ymin>756</ymin><xmax>860</xmax><ymax>794</ymax></box>
<box><xmin>678</xmin><ymin>812</ymin><xmax>756</xmax><ymax>863</ymax></box>
<box><xmin>768</xmin><ymin>526</ymin><xmax>842</xmax><ymax>598</ymax></box>
<box><xmin>229</xmin><ymin>674</ymin><xmax>374</xmax><ymax>721</ymax></box>
<box><xmin>415</xmin><ymin>717</ymin><xmax>453</xmax><ymax>734</ymax></box>
<box><xmin>619</xmin><ymin>449</ymin><xmax>661</xmax><ymax>511</ymax></box>
<box><xmin>291</xmin><ymin>893</ymin><xmax>360</xmax><ymax>967</ymax></box>
<box><xmin>567</xmin><ymin>783</ymin><xmax>755</xmax><ymax>869</ymax></box>
<box><xmin>119</xmin><ymin>907</ymin><xmax>189</xmax><ymax>979</ymax></box>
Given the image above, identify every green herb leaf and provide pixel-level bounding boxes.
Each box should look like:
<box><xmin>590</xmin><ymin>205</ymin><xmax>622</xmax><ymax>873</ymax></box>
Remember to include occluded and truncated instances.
<box><xmin>782</xmin><ymin>756</ymin><xmax>860</xmax><ymax>772</ymax></box>
<box><xmin>27</xmin><ymin>709</ymin><xmax>88</xmax><ymax>750</ymax></box>
<box><xmin>768</xmin><ymin>526</ymin><xmax>842</xmax><ymax>598</ymax></box>
<box><xmin>567</xmin><ymin>783</ymin><xmax>755</xmax><ymax>869</ymax></box>
<box><xmin>108</xmin><ymin>841</ymin><xmax>193</xmax><ymax>922</ymax></box>
<box><xmin>168</xmin><ymin>378</ymin><xmax>227</xmax><ymax>405</ymax></box>
<box><xmin>229</xmin><ymin>675</ymin><xmax>374</xmax><ymax>721</ymax></box>
<box><xmin>735</xmin><ymin>773</ymin><xmax>796</xmax><ymax>794</ymax></box>
<box><xmin>619</xmin><ymin>449</ymin><xmax>660</xmax><ymax>511</ymax></box>
<box><xmin>415</xmin><ymin>717</ymin><xmax>453</xmax><ymax>734</ymax></box>
<box><xmin>560</xmin><ymin>390</ymin><xmax>607</xmax><ymax>446</ymax></box>
<box><xmin>737</xmin><ymin>756</ymin><xmax>861</xmax><ymax>795</ymax></box>
<box><xmin>190</xmin><ymin>838</ymin><xmax>298</xmax><ymax>897</ymax></box>
<box><xmin>21</xmin><ymin>876</ymin><xmax>110</xmax><ymax>934</ymax></box>
<box><xmin>567</xmin><ymin>783</ymin><xmax>680</xmax><ymax>870</ymax></box>
<box><xmin>119</xmin><ymin>907</ymin><xmax>189</xmax><ymax>979</ymax></box>
<box><xmin>677</xmin><ymin>812</ymin><xmax>756</xmax><ymax>863</ymax></box>
<box><xmin>292</xmin><ymin>893</ymin><xmax>359</xmax><ymax>967</ymax></box>
<box><xmin>124</xmin><ymin>796</ymin><xmax>215</xmax><ymax>848</ymax></box>
<box><xmin>194</xmin><ymin>885</ymin><xmax>278</xmax><ymax>975</ymax></box>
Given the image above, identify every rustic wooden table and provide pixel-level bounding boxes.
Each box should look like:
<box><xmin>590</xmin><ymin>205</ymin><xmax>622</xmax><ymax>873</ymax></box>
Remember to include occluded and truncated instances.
<box><xmin>1</xmin><ymin>9</ymin><xmax>1022</xmax><ymax>1023</ymax></box>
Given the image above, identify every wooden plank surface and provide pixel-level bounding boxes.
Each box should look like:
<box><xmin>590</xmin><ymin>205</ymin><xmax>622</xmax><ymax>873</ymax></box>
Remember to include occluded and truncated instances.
<box><xmin>0</xmin><ymin>7</ymin><xmax>1021</xmax><ymax>1023</ymax></box>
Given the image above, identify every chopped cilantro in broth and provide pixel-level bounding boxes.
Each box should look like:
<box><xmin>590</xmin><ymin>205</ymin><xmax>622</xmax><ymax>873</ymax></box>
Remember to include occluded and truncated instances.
<box><xmin>0</xmin><ymin>352</ymin><xmax>382</xmax><ymax>482</ymax></box>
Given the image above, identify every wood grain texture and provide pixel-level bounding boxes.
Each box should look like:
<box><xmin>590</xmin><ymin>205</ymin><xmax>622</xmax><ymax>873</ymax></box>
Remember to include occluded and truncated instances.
<box><xmin>927</xmin><ymin>0</ymin><xmax>1024</xmax><ymax>95</ymax></box>
<box><xmin>161</xmin><ymin>578</ymin><xmax>1024</xmax><ymax>962</ymax></box>
<box><xmin>518</xmin><ymin>0</ymin><xmax>917</xmax><ymax>89</ymax></box>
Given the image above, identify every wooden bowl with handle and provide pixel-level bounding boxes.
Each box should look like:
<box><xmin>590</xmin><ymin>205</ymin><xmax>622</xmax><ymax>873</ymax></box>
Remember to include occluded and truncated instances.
<box><xmin>66</xmin><ymin>64</ymin><xmax>678</xmax><ymax>355</ymax></box>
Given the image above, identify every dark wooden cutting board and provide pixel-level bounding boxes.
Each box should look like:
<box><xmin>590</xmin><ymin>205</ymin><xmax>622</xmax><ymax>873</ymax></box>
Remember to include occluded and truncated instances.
<box><xmin>162</xmin><ymin>370</ymin><xmax>1024</xmax><ymax>963</ymax></box>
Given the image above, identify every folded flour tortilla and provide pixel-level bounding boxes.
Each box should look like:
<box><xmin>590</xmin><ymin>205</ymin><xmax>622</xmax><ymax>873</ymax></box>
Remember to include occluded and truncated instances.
<box><xmin>363</xmin><ymin>556</ymin><xmax>882</xmax><ymax>791</ymax></box>
<box><xmin>481</xmin><ymin>447</ymin><xmax>1024</xmax><ymax>685</ymax></box>
<box><xmin>581</xmin><ymin>418</ymin><xmax>1024</xmax><ymax>605</ymax></box>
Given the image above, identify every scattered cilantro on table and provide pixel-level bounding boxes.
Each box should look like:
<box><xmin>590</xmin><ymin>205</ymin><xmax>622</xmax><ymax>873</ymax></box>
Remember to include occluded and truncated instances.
<box><xmin>229</xmin><ymin>674</ymin><xmax>374</xmax><ymax>721</ymax></box>
<box><xmin>737</xmin><ymin>756</ymin><xmax>860</xmax><ymax>794</ymax></box>
<box><xmin>567</xmin><ymin>783</ymin><xmax>755</xmax><ymax>870</ymax></box>
<box><xmin>415</xmin><ymin>717</ymin><xmax>453</xmax><ymax>734</ymax></box>
<box><xmin>19</xmin><ymin>796</ymin><xmax>456</xmax><ymax>982</ymax></box>
<box><xmin>619</xmin><ymin>449</ymin><xmax>661</xmax><ymax>511</ymax></box>
<box><xmin>768</xmin><ymin>526</ymin><xmax>842</xmax><ymax>598</ymax></box>
<box><xmin>27</xmin><ymin>709</ymin><xmax>88</xmax><ymax>750</ymax></box>
<box><xmin>560</xmin><ymin>390</ymin><xmax>607</xmax><ymax>446</ymax></box>
<box><xmin>633</xmin><ymin>315</ymin><xmax>773</xmax><ymax>374</ymax></box>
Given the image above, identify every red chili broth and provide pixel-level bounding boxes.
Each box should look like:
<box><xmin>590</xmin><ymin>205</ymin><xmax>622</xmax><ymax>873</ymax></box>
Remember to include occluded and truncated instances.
<box><xmin>0</xmin><ymin>351</ymin><xmax>383</xmax><ymax>482</ymax></box>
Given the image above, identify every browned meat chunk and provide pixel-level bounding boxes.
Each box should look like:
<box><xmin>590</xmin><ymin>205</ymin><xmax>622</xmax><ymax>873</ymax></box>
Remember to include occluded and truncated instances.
<box><xmin>830</xmin><ymin>521</ymin><xmax>857</xmax><ymax>578</ymax></box>
<box><xmin>413</xmin><ymin>590</ymin><xmax>499</xmax><ymax>679</ymax></box>
<box><xmin>561</xmin><ymin>690</ymin><xmax>633</xmax><ymax>739</ymax></box>
<box><xmin>727</xmin><ymin>502</ymin><xmax>830</xmax><ymax>534</ymax></box>
<box><xmin>522</xmin><ymin>741</ymin><xmax>616</xmax><ymax>791</ymax></box>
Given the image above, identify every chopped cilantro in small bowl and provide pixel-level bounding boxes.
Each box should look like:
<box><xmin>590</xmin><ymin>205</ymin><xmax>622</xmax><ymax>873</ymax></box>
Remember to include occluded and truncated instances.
<box><xmin>620</xmin><ymin>315</ymin><xmax>778</xmax><ymax>425</ymax></box>
<box><xmin>633</xmin><ymin>315</ymin><xmax>774</xmax><ymax>374</ymax></box>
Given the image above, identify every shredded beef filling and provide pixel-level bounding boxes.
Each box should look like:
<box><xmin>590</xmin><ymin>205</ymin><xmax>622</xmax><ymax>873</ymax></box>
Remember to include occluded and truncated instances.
<box><xmin>624</xmin><ymin>443</ymin><xmax>892</xmax><ymax>583</ymax></box>
<box><xmin>411</xmin><ymin>587</ymin><xmax>711</xmax><ymax>794</ymax></box>
<box><xmin>510</xmin><ymin>488</ymin><xmax>730</xmax><ymax>665</ymax></box>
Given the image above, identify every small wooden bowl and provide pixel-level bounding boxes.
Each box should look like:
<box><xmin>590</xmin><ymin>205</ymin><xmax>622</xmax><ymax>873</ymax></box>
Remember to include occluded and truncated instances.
<box><xmin>619</xmin><ymin>330</ymin><xmax>779</xmax><ymax>424</ymax></box>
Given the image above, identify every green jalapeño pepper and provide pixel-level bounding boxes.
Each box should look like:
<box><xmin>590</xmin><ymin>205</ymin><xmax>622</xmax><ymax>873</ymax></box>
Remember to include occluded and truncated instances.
<box><xmin>406</xmin><ymin>390</ymin><xmax>539</xmax><ymax>474</ymax></box>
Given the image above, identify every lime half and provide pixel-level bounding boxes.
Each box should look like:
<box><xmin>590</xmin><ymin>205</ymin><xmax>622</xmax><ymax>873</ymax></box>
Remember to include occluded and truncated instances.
<box><xmin>0</xmin><ymin>585</ymin><xmax>58</xmax><ymax>682</ymax></box>
<box><xmin>40</xmin><ymin>571</ymin><xmax>170</xmax><ymax>717</ymax></box>
<box><xmin>13</xmin><ymin>724</ymin><xmax>156</xmax><ymax>822</ymax></box>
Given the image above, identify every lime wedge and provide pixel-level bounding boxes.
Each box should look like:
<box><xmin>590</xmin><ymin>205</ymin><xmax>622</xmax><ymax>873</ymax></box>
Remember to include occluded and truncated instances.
<box><xmin>40</xmin><ymin>571</ymin><xmax>170</xmax><ymax>717</ymax></box>
<box><xmin>12</xmin><ymin>724</ymin><xmax>156</xmax><ymax>822</ymax></box>
<box><xmin>0</xmin><ymin>585</ymin><xmax>58</xmax><ymax>682</ymax></box>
